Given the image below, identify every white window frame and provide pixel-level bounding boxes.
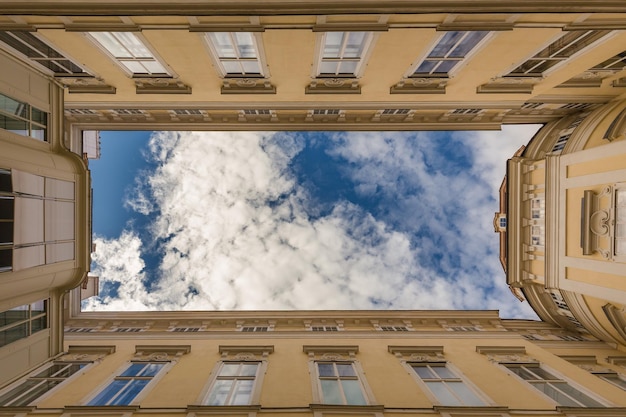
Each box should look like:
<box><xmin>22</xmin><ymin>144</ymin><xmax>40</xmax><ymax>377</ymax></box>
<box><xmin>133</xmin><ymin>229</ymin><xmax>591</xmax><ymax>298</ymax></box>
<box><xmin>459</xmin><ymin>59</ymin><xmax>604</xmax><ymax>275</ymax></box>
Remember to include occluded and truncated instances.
<box><xmin>593</xmin><ymin>372</ymin><xmax>626</xmax><ymax>391</ymax></box>
<box><xmin>0</xmin><ymin>360</ymin><xmax>92</xmax><ymax>406</ymax></box>
<box><xmin>313</xmin><ymin>31</ymin><xmax>376</xmax><ymax>78</ymax></box>
<box><xmin>202</xmin><ymin>361</ymin><xmax>264</xmax><ymax>405</ymax></box>
<box><xmin>85</xmin><ymin>360</ymin><xmax>170</xmax><ymax>406</ymax></box>
<box><xmin>304</xmin><ymin>345</ymin><xmax>375</xmax><ymax>406</ymax></box>
<box><xmin>203</xmin><ymin>32</ymin><xmax>268</xmax><ymax>78</ymax></box>
<box><xmin>408</xmin><ymin>362</ymin><xmax>487</xmax><ymax>406</ymax></box>
<box><xmin>615</xmin><ymin>186</ymin><xmax>626</xmax><ymax>259</ymax></box>
<box><xmin>313</xmin><ymin>361</ymin><xmax>370</xmax><ymax>405</ymax></box>
<box><xmin>407</xmin><ymin>31</ymin><xmax>491</xmax><ymax>78</ymax></box>
<box><xmin>505</xmin><ymin>30</ymin><xmax>612</xmax><ymax>77</ymax></box>
<box><xmin>501</xmin><ymin>363</ymin><xmax>608</xmax><ymax>407</ymax></box>
<box><xmin>88</xmin><ymin>32</ymin><xmax>171</xmax><ymax>77</ymax></box>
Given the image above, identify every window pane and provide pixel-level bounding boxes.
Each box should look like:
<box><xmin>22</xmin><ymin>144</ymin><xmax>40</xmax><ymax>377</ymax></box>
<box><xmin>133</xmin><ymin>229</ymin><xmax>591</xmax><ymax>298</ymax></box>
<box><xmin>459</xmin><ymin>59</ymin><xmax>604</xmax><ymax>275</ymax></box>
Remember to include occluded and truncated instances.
<box><xmin>344</xmin><ymin>32</ymin><xmax>367</xmax><ymax>58</ymax></box>
<box><xmin>114</xmin><ymin>32</ymin><xmax>151</xmax><ymax>58</ymax></box>
<box><xmin>120</xmin><ymin>363</ymin><xmax>147</xmax><ymax>377</ymax></box>
<box><xmin>141</xmin><ymin>60</ymin><xmax>168</xmax><ymax>74</ymax></box>
<box><xmin>435</xmin><ymin>60</ymin><xmax>458</xmax><ymax>74</ymax></box>
<box><xmin>241</xmin><ymin>60</ymin><xmax>261</xmax><ymax>75</ymax></box>
<box><xmin>320</xmin><ymin>379</ymin><xmax>343</xmax><ymax>404</ymax></box>
<box><xmin>323</xmin><ymin>32</ymin><xmax>344</xmax><ymax>58</ymax></box>
<box><xmin>554</xmin><ymin>382</ymin><xmax>603</xmax><ymax>406</ymax></box>
<box><xmin>336</xmin><ymin>363</ymin><xmax>356</xmax><ymax>377</ymax></box>
<box><xmin>341</xmin><ymin>379</ymin><xmax>366</xmax><ymax>405</ymax></box>
<box><xmin>210</xmin><ymin>33</ymin><xmax>237</xmax><ymax>58</ymax></box>
<box><xmin>319</xmin><ymin>61</ymin><xmax>339</xmax><ymax>75</ymax></box>
<box><xmin>120</xmin><ymin>60</ymin><xmax>146</xmax><ymax>74</ymax></box>
<box><xmin>432</xmin><ymin>366</ymin><xmax>456</xmax><ymax>379</ymax></box>
<box><xmin>231</xmin><ymin>379</ymin><xmax>253</xmax><ymax>405</ymax></box>
<box><xmin>431</xmin><ymin>31</ymin><xmax>464</xmax><ymax>57</ymax></box>
<box><xmin>220</xmin><ymin>363</ymin><xmax>241</xmax><ymax>376</ymax></box>
<box><xmin>233</xmin><ymin>32</ymin><xmax>256</xmax><ymax>58</ymax></box>
<box><xmin>88</xmin><ymin>379</ymin><xmax>128</xmax><ymax>405</ymax></box>
<box><xmin>239</xmin><ymin>363</ymin><xmax>259</xmax><ymax>377</ymax></box>
<box><xmin>447</xmin><ymin>381</ymin><xmax>484</xmax><ymax>405</ymax></box>
<box><xmin>412</xmin><ymin>365</ymin><xmax>435</xmax><ymax>379</ymax></box>
<box><xmin>599</xmin><ymin>374</ymin><xmax>626</xmax><ymax>390</ymax></box>
<box><xmin>30</xmin><ymin>315</ymin><xmax>47</xmax><ymax>334</ymax></box>
<box><xmin>0</xmin><ymin>94</ymin><xmax>27</xmax><ymax>117</ymax></box>
<box><xmin>0</xmin><ymin>305</ymin><xmax>28</xmax><ymax>326</ymax></box>
<box><xmin>111</xmin><ymin>379</ymin><xmax>148</xmax><ymax>405</ymax></box>
<box><xmin>9</xmin><ymin>380</ymin><xmax>59</xmax><ymax>406</ymax></box>
<box><xmin>414</xmin><ymin>60</ymin><xmax>437</xmax><ymax>74</ymax></box>
<box><xmin>0</xmin><ymin>114</ymin><xmax>29</xmax><ymax>137</ymax></box>
<box><xmin>0</xmin><ymin>379</ymin><xmax>40</xmax><ymax>406</ymax></box>
<box><xmin>449</xmin><ymin>31</ymin><xmax>488</xmax><ymax>57</ymax></box>
<box><xmin>318</xmin><ymin>363</ymin><xmax>336</xmax><ymax>377</ymax></box>
<box><xmin>425</xmin><ymin>381</ymin><xmax>460</xmax><ymax>405</ymax></box>
<box><xmin>206</xmin><ymin>379</ymin><xmax>232</xmax><ymax>405</ymax></box>
<box><xmin>91</xmin><ymin>32</ymin><xmax>128</xmax><ymax>57</ymax></box>
<box><xmin>338</xmin><ymin>60</ymin><xmax>358</xmax><ymax>75</ymax></box>
<box><xmin>33</xmin><ymin>363</ymin><xmax>83</xmax><ymax>378</ymax></box>
<box><xmin>0</xmin><ymin>322</ymin><xmax>28</xmax><ymax>347</ymax></box>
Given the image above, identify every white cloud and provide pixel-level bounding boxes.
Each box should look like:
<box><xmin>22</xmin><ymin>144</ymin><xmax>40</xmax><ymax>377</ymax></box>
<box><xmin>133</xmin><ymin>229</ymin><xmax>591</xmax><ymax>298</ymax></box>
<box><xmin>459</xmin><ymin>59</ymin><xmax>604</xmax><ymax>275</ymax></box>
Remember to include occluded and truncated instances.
<box><xmin>86</xmin><ymin>128</ymin><xmax>539</xmax><ymax>319</ymax></box>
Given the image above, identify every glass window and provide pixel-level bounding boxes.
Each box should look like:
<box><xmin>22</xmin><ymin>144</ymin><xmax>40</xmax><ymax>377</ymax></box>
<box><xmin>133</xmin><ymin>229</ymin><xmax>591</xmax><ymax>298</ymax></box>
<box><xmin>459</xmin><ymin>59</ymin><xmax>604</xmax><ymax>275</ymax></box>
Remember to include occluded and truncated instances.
<box><xmin>316</xmin><ymin>362</ymin><xmax>367</xmax><ymax>405</ymax></box>
<box><xmin>0</xmin><ymin>93</ymin><xmax>47</xmax><ymax>141</ymax></box>
<box><xmin>508</xmin><ymin>30</ymin><xmax>610</xmax><ymax>76</ymax></box>
<box><xmin>595</xmin><ymin>373</ymin><xmax>626</xmax><ymax>390</ymax></box>
<box><xmin>413</xmin><ymin>31</ymin><xmax>489</xmax><ymax>76</ymax></box>
<box><xmin>318</xmin><ymin>32</ymin><xmax>373</xmax><ymax>77</ymax></box>
<box><xmin>0</xmin><ymin>31</ymin><xmax>88</xmax><ymax>76</ymax></box>
<box><xmin>205</xmin><ymin>32</ymin><xmax>263</xmax><ymax>77</ymax></box>
<box><xmin>87</xmin><ymin>362</ymin><xmax>165</xmax><ymax>405</ymax></box>
<box><xmin>90</xmin><ymin>32</ymin><xmax>169</xmax><ymax>76</ymax></box>
<box><xmin>616</xmin><ymin>189</ymin><xmax>626</xmax><ymax>255</ymax></box>
<box><xmin>0</xmin><ymin>300</ymin><xmax>48</xmax><ymax>347</ymax></box>
<box><xmin>411</xmin><ymin>363</ymin><xmax>484</xmax><ymax>406</ymax></box>
<box><xmin>0</xmin><ymin>362</ymin><xmax>88</xmax><ymax>406</ymax></box>
<box><xmin>205</xmin><ymin>362</ymin><xmax>260</xmax><ymax>405</ymax></box>
<box><xmin>504</xmin><ymin>364</ymin><xmax>604</xmax><ymax>406</ymax></box>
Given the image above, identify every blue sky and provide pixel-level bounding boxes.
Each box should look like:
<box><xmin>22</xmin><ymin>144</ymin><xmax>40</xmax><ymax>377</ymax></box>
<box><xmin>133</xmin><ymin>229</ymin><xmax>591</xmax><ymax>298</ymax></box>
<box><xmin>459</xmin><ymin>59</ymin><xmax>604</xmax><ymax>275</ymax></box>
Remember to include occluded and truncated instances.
<box><xmin>87</xmin><ymin>128</ymin><xmax>539</xmax><ymax>318</ymax></box>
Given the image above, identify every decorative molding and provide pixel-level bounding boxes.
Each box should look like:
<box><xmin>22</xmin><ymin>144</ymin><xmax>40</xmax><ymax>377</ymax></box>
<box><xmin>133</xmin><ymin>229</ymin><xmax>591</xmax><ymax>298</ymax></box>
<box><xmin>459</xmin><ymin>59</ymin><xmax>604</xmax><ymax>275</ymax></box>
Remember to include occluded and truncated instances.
<box><xmin>133</xmin><ymin>344</ymin><xmax>191</xmax><ymax>361</ymax></box>
<box><xmin>606</xmin><ymin>356</ymin><xmax>626</xmax><ymax>366</ymax></box>
<box><xmin>189</xmin><ymin>25</ymin><xmax>265</xmax><ymax>32</ymax></box>
<box><xmin>221</xmin><ymin>78</ymin><xmax>276</xmax><ymax>94</ymax></box>
<box><xmin>59</xmin><ymin>345</ymin><xmax>116</xmax><ymax>362</ymax></box>
<box><xmin>60</xmin><ymin>77</ymin><xmax>116</xmax><ymax>94</ymax></box>
<box><xmin>312</xmin><ymin>24</ymin><xmax>388</xmax><ymax>32</ymax></box>
<box><xmin>556</xmin><ymin>407</ymin><xmax>626</xmax><ymax>417</ymax></box>
<box><xmin>613</xmin><ymin>77</ymin><xmax>626</xmax><ymax>88</ymax></box>
<box><xmin>219</xmin><ymin>345</ymin><xmax>274</xmax><ymax>360</ymax></box>
<box><xmin>433</xmin><ymin>405</ymin><xmax>511</xmax><ymax>415</ymax></box>
<box><xmin>477</xmin><ymin>78</ymin><xmax>536</xmax><ymax>94</ymax></box>
<box><xmin>602</xmin><ymin>304</ymin><xmax>626</xmax><ymax>343</ymax></box>
<box><xmin>306</xmin><ymin>79</ymin><xmax>360</xmax><ymax>94</ymax></box>
<box><xmin>65</xmin><ymin>24</ymin><xmax>140</xmax><ymax>32</ymax></box>
<box><xmin>390</xmin><ymin>78</ymin><xmax>447</xmax><ymax>94</ymax></box>
<box><xmin>563</xmin><ymin>22</ymin><xmax>626</xmax><ymax>30</ymax></box>
<box><xmin>558</xmin><ymin>70</ymin><xmax>615</xmax><ymax>88</ymax></box>
<box><xmin>135</xmin><ymin>78</ymin><xmax>191</xmax><ymax>94</ymax></box>
<box><xmin>476</xmin><ymin>346</ymin><xmax>535</xmax><ymax>363</ymax></box>
<box><xmin>309</xmin><ymin>404</ymin><xmax>385</xmax><ymax>412</ymax></box>
<box><xmin>388</xmin><ymin>345</ymin><xmax>444</xmax><ymax>362</ymax></box>
<box><xmin>303</xmin><ymin>345</ymin><xmax>358</xmax><ymax>360</ymax></box>
<box><xmin>436</xmin><ymin>23</ymin><xmax>514</xmax><ymax>31</ymax></box>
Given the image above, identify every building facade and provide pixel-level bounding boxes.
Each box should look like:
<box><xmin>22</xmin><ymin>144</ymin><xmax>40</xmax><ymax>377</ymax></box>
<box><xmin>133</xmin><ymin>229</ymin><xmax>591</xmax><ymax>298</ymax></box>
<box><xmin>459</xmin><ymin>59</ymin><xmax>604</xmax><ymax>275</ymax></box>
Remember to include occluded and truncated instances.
<box><xmin>1</xmin><ymin>1</ymin><xmax>626</xmax><ymax>416</ymax></box>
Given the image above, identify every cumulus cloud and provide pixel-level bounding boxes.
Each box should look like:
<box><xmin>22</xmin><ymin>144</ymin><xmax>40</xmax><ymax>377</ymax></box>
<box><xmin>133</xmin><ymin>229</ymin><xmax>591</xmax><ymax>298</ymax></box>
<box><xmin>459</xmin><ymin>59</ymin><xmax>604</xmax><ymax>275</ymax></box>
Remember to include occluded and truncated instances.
<box><xmin>86</xmin><ymin>128</ymin><xmax>539</xmax><ymax>318</ymax></box>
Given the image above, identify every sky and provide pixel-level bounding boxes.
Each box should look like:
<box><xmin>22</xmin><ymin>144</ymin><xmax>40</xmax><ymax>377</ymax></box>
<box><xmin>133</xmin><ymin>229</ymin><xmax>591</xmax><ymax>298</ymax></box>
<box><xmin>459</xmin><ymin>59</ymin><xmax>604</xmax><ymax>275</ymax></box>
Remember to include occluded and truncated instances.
<box><xmin>86</xmin><ymin>127</ymin><xmax>541</xmax><ymax>319</ymax></box>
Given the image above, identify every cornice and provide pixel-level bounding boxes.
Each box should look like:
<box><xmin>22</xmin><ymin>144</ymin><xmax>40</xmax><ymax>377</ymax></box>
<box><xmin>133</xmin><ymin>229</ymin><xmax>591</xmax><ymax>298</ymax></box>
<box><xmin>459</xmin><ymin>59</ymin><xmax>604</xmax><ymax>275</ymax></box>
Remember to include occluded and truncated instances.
<box><xmin>2</xmin><ymin>1</ymin><xmax>626</xmax><ymax>16</ymax></box>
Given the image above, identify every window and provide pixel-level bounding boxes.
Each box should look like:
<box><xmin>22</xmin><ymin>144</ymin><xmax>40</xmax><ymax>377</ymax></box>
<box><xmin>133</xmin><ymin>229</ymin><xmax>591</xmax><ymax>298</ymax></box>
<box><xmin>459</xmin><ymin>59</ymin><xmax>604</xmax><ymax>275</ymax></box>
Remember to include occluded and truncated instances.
<box><xmin>503</xmin><ymin>364</ymin><xmax>604</xmax><ymax>406</ymax></box>
<box><xmin>0</xmin><ymin>300</ymin><xmax>47</xmax><ymax>347</ymax></box>
<box><xmin>317</xmin><ymin>32</ymin><xmax>374</xmax><ymax>77</ymax></box>
<box><xmin>411</xmin><ymin>363</ymin><xmax>484</xmax><ymax>406</ymax></box>
<box><xmin>89</xmin><ymin>32</ymin><xmax>169</xmax><ymax>76</ymax></box>
<box><xmin>380</xmin><ymin>326</ymin><xmax>408</xmax><ymax>331</ymax></box>
<box><xmin>0</xmin><ymin>361</ymin><xmax>89</xmax><ymax>406</ymax></box>
<box><xmin>412</xmin><ymin>31</ymin><xmax>489</xmax><ymax>77</ymax></box>
<box><xmin>591</xmin><ymin>51</ymin><xmax>626</xmax><ymax>71</ymax></box>
<box><xmin>316</xmin><ymin>362</ymin><xmax>367</xmax><ymax>405</ymax></box>
<box><xmin>241</xmin><ymin>326</ymin><xmax>268</xmax><ymax>332</ymax></box>
<box><xmin>204</xmin><ymin>362</ymin><xmax>260</xmax><ymax>405</ymax></box>
<box><xmin>87</xmin><ymin>362</ymin><xmax>165</xmax><ymax>406</ymax></box>
<box><xmin>205</xmin><ymin>32</ymin><xmax>265</xmax><ymax>77</ymax></box>
<box><xmin>171</xmin><ymin>327</ymin><xmax>200</xmax><ymax>332</ymax></box>
<box><xmin>0</xmin><ymin>31</ymin><xmax>88</xmax><ymax>76</ymax></box>
<box><xmin>0</xmin><ymin>93</ymin><xmax>47</xmax><ymax>141</ymax></box>
<box><xmin>594</xmin><ymin>372</ymin><xmax>626</xmax><ymax>390</ymax></box>
<box><xmin>508</xmin><ymin>30</ymin><xmax>610</xmax><ymax>77</ymax></box>
<box><xmin>311</xmin><ymin>326</ymin><xmax>338</xmax><ymax>332</ymax></box>
<box><xmin>616</xmin><ymin>188</ymin><xmax>626</xmax><ymax>255</ymax></box>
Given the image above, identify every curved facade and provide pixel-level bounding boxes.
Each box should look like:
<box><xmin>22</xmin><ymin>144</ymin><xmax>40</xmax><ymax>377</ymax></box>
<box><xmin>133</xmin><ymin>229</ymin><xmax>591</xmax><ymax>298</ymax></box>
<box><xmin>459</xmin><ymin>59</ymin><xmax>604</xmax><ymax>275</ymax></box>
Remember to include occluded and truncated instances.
<box><xmin>501</xmin><ymin>99</ymin><xmax>626</xmax><ymax>346</ymax></box>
